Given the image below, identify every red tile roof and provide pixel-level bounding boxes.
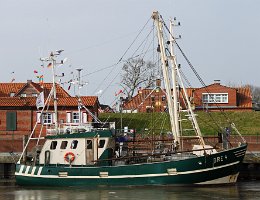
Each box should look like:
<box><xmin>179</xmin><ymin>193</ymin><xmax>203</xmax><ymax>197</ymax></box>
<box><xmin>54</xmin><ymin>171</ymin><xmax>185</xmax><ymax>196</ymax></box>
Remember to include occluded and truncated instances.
<box><xmin>57</xmin><ymin>96</ymin><xmax>99</xmax><ymax>107</ymax></box>
<box><xmin>0</xmin><ymin>82</ymin><xmax>70</xmax><ymax>98</ymax></box>
<box><xmin>41</xmin><ymin>83</ymin><xmax>70</xmax><ymax>98</ymax></box>
<box><xmin>0</xmin><ymin>83</ymin><xmax>25</xmax><ymax>97</ymax></box>
<box><xmin>0</xmin><ymin>96</ymin><xmax>98</xmax><ymax>108</ymax></box>
<box><xmin>236</xmin><ymin>86</ymin><xmax>252</xmax><ymax>108</ymax></box>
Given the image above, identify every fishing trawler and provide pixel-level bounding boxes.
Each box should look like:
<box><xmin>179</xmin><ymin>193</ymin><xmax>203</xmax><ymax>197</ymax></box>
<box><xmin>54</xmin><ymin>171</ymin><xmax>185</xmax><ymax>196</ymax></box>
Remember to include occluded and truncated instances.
<box><xmin>15</xmin><ymin>11</ymin><xmax>247</xmax><ymax>186</ymax></box>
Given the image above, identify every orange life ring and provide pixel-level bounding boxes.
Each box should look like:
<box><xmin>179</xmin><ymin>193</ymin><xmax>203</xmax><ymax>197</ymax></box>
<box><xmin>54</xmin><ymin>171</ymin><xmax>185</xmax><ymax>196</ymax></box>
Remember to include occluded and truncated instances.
<box><xmin>64</xmin><ymin>152</ymin><xmax>75</xmax><ymax>163</ymax></box>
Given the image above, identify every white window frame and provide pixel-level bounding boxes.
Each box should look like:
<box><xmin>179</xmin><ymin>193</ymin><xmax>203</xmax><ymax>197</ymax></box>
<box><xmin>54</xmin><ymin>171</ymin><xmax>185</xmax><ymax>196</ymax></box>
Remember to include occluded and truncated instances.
<box><xmin>202</xmin><ymin>93</ymin><xmax>228</xmax><ymax>104</ymax></box>
<box><xmin>82</xmin><ymin>112</ymin><xmax>87</xmax><ymax>123</ymax></box>
<box><xmin>72</xmin><ymin>112</ymin><xmax>80</xmax><ymax>123</ymax></box>
<box><xmin>37</xmin><ymin>112</ymin><xmax>41</xmax><ymax>124</ymax></box>
<box><xmin>66</xmin><ymin>112</ymin><xmax>72</xmax><ymax>123</ymax></box>
<box><xmin>10</xmin><ymin>92</ymin><xmax>15</xmax><ymax>97</ymax></box>
<box><xmin>42</xmin><ymin>112</ymin><xmax>53</xmax><ymax>124</ymax></box>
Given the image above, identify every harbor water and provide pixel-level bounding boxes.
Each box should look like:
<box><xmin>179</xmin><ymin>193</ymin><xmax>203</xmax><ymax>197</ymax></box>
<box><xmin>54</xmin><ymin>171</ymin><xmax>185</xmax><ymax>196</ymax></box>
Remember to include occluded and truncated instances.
<box><xmin>0</xmin><ymin>181</ymin><xmax>260</xmax><ymax>200</ymax></box>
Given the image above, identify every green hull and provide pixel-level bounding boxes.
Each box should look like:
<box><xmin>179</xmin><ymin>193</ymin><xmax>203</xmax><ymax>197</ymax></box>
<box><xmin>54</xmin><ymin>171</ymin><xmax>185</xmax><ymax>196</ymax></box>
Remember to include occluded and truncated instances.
<box><xmin>15</xmin><ymin>144</ymin><xmax>247</xmax><ymax>186</ymax></box>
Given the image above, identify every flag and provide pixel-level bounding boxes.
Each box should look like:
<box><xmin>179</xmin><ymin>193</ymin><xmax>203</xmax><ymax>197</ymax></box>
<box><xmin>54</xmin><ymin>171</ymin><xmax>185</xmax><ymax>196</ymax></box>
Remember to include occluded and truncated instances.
<box><xmin>115</xmin><ymin>89</ymin><xmax>123</xmax><ymax>96</ymax></box>
<box><xmin>68</xmin><ymin>83</ymin><xmax>71</xmax><ymax>90</ymax></box>
<box><xmin>36</xmin><ymin>92</ymin><xmax>44</xmax><ymax>109</ymax></box>
<box><xmin>47</xmin><ymin>63</ymin><xmax>53</xmax><ymax>68</ymax></box>
<box><xmin>38</xmin><ymin>75</ymin><xmax>44</xmax><ymax>85</ymax></box>
<box><xmin>34</xmin><ymin>70</ymin><xmax>38</xmax><ymax>73</ymax></box>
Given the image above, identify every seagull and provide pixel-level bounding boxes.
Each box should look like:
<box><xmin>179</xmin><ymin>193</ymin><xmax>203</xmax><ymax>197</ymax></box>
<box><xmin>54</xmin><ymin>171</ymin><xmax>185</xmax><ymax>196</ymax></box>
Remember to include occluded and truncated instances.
<box><xmin>56</xmin><ymin>49</ymin><xmax>64</xmax><ymax>54</ymax></box>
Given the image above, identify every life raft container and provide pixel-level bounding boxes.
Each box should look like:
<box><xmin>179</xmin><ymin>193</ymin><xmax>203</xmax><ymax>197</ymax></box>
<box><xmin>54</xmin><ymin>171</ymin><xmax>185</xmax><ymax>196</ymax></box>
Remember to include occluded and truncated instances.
<box><xmin>64</xmin><ymin>152</ymin><xmax>75</xmax><ymax>163</ymax></box>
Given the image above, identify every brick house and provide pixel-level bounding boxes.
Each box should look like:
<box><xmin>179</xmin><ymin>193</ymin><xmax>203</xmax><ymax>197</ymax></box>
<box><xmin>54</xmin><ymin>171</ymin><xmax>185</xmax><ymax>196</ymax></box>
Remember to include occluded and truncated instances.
<box><xmin>0</xmin><ymin>80</ymin><xmax>99</xmax><ymax>152</ymax></box>
<box><xmin>193</xmin><ymin>81</ymin><xmax>252</xmax><ymax>111</ymax></box>
<box><xmin>122</xmin><ymin>81</ymin><xmax>252</xmax><ymax>113</ymax></box>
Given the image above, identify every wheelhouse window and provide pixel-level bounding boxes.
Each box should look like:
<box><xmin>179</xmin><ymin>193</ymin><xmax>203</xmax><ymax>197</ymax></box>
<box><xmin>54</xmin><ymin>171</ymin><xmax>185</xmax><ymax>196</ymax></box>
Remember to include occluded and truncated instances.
<box><xmin>50</xmin><ymin>141</ymin><xmax>57</xmax><ymax>150</ymax></box>
<box><xmin>99</xmin><ymin>140</ymin><xmax>106</xmax><ymax>148</ymax></box>
<box><xmin>60</xmin><ymin>141</ymin><xmax>68</xmax><ymax>149</ymax></box>
<box><xmin>202</xmin><ymin>93</ymin><xmax>228</xmax><ymax>103</ymax></box>
<box><xmin>87</xmin><ymin>140</ymin><xmax>92</xmax><ymax>149</ymax></box>
<box><xmin>71</xmin><ymin>140</ymin><xmax>78</xmax><ymax>149</ymax></box>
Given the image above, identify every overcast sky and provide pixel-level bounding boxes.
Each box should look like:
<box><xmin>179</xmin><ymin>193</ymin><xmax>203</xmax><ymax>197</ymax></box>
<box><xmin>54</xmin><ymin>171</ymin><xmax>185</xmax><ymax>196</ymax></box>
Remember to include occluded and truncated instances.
<box><xmin>1</xmin><ymin>0</ymin><xmax>259</xmax><ymax>105</ymax></box>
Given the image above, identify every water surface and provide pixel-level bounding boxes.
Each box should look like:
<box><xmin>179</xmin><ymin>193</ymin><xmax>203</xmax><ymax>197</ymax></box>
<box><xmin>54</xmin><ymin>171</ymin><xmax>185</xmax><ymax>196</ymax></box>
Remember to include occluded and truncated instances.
<box><xmin>0</xmin><ymin>181</ymin><xmax>259</xmax><ymax>200</ymax></box>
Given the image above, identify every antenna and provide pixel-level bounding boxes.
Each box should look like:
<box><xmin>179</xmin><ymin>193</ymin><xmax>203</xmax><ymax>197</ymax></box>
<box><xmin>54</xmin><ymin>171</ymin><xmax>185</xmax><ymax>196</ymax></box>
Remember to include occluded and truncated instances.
<box><xmin>76</xmin><ymin>68</ymin><xmax>83</xmax><ymax>97</ymax></box>
<box><xmin>40</xmin><ymin>50</ymin><xmax>65</xmax><ymax>132</ymax></box>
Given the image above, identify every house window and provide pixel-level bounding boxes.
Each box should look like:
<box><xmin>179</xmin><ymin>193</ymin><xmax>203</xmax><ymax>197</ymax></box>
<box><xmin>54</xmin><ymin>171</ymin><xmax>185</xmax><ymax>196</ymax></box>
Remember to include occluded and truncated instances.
<box><xmin>72</xmin><ymin>112</ymin><xmax>79</xmax><ymax>123</ymax></box>
<box><xmin>146</xmin><ymin>106</ymin><xmax>153</xmax><ymax>113</ymax></box>
<box><xmin>162</xmin><ymin>95</ymin><xmax>166</xmax><ymax>101</ymax></box>
<box><xmin>10</xmin><ymin>92</ymin><xmax>15</xmax><ymax>97</ymax></box>
<box><xmin>42</xmin><ymin>113</ymin><xmax>53</xmax><ymax>124</ymax></box>
<box><xmin>82</xmin><ymin>112</ymin><xmax>87</xmax><ymax>123</ymax></box>
<box><xmin>32</xmin><ymin>93</ymin><xmax>38</xmax><ymax>97</ymax></box>
<box><xmin>66</xmin><ymin>112</ymin><xmax>71</xmax><ymax>123</ymax></box>
<box><xmin>6</xmin><ymin>112</ymin><xmax>17</xmax><ymax>131</ymax></box>
<box><xmin>20</xmin><ymin>93</ymin><xmax>26</xmax><ymax>97</ymax></box>
<box><xmin>202</xmin><ymin>93</ymin><xmax>228</xmax><ymax>103</ymax></box>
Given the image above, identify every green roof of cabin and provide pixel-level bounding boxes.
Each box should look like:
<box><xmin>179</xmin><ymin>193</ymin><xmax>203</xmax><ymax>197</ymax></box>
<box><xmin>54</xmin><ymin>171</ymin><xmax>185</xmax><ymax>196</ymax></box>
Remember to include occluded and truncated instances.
<box><xmin>46</xmin><ymin>130</ymin><xmax>113</xmax><ymax>139</ymax></box>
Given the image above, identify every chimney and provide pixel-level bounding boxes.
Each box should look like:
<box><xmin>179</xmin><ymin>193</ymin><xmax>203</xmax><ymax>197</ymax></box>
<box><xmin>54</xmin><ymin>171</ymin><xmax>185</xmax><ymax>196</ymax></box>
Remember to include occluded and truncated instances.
<box><xmin>156</xmin><ymin>79</ymin><xmax>161</xmax><ymax>87</ymax></box>
<box><xmin>27</xmin><ymin>80</ymin><xmax>32</xmax><ymax>84</ymax></box>
<box><xmin>214</xmin><ymin>80</ymin><xmax>220</xmax><ymax>85</ymax></box>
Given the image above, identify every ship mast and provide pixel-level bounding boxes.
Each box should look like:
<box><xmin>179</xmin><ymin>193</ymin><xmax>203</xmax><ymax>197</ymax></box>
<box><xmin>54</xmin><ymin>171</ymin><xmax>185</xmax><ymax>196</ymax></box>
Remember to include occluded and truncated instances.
<box><xmin>152</xmin><ymin>11</ymin><xmax>206</xmax><ymax>147</ymax></box>
<box><xmin>50</xmin><ymin>52</ymin><xmax>58</xmax><ymax>131</ymax></box>
<box><xmin>76</xmin><ymin>68</ymin><xmax>83</xmax><ymax>124</ymax></box>
<box><xmin>41</xmin><ymin>50</ymin><xmax>65</xmax><ymax>132</ymax></box>
<box><xmin>152</xmin><ymin>11</ymin><xmax>177</xmax><ymax>141</ymax></box>
<box><xmin>169</xmin><ymin>18</ymin><xmax>180</xmax><ymax>143</ymax></box>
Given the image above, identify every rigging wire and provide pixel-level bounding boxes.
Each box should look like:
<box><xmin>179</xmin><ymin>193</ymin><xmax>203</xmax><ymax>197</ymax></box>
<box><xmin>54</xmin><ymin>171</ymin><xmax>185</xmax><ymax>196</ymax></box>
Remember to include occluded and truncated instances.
<box><xmin>88</xmin><ymin>16</ymin><xmax>152</xmax><ymax>97</ymax></box>
<box><xmin>159</xmin><ymin>15</ymin><xmax>235</xmax><ymax>130</ymax></box>
<box><xmin>118</xmin><ymin>17</ymin><xmax>152</xmax><ymax>63</ymax></box>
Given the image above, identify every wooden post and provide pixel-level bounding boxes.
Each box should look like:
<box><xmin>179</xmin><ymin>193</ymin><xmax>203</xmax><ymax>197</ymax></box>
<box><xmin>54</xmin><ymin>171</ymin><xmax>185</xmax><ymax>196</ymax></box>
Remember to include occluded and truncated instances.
<box><xmin>22</xmin><ymin>135</ymin><xmax>28</xmax><ymax>163</ymax></box>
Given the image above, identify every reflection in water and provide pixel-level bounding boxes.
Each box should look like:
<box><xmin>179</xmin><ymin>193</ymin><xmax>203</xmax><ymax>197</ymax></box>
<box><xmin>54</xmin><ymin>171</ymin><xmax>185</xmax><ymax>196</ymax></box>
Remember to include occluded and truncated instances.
<box><xmin>0</xmin><ymin>181</ymin><xmax>259</xmax><ymax>200</ymax></box>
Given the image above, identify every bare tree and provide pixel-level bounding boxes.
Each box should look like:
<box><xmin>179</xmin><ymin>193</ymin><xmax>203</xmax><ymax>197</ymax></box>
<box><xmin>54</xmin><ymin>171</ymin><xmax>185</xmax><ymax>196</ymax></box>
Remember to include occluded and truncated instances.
<box><xmin>249</xmin><ymin>85</ymin><xmax>260</xmax><ymax>103</ymax></box>
<box><xmin>121</xmin><ymin>58</ymin><xmax>158</xmax><ymax>100</ymax></box>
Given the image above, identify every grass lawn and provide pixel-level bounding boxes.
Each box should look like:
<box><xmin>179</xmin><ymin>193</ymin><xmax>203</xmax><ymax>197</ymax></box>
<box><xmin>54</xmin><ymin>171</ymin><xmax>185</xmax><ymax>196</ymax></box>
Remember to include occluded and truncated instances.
<box><xmin>99</xmin><ymin>111</ymin><xmax>260</xmax><ymax>136</ymax></box>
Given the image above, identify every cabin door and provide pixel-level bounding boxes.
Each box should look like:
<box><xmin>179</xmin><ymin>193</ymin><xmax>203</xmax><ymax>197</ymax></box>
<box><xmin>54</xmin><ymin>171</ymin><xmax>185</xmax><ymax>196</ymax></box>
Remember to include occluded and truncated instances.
<box><xmin>86</xmin><ymin>139</ymin><xmax>94</xmax><ymax>164</ymax></box>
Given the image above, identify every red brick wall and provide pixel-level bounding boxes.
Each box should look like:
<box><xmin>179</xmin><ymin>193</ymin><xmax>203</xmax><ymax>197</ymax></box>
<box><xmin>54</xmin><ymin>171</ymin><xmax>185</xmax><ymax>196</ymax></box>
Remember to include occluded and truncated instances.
<box><xmin>138</xmin><ymin>91</ymin><xmax>167</xmax><ymax>113</ymax></box>
<box><xmin>0</xmin><ymin>107</ymin><xmax>98</xmax><ymax>138</ymax></box>
<box><xmin>0</xmin><ymin>110</ymin><xmax>32</xmax><ymax>136</ymax></box>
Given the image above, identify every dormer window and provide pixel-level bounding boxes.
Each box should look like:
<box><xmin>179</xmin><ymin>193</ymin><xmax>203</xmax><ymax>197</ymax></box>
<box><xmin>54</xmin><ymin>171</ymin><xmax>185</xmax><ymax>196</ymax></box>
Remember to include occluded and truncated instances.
<box><xmin>20</xmin><ymin>93</ymin><xmax>26</xmax><ymax>97</ymax></box>
<box><xmin>202</xmin><ymin>93</ymin><xmax>228</xmax><ymax>103</ymax></box>
<box><xmin>32</xmin><ymin>93</ymin><xmax>38</xmax><ymax>97</ymax></box>
<box><xmin>10</xmin><ymin>92</ymin><xmax>15</xmax><ymax>97</ymax></box>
